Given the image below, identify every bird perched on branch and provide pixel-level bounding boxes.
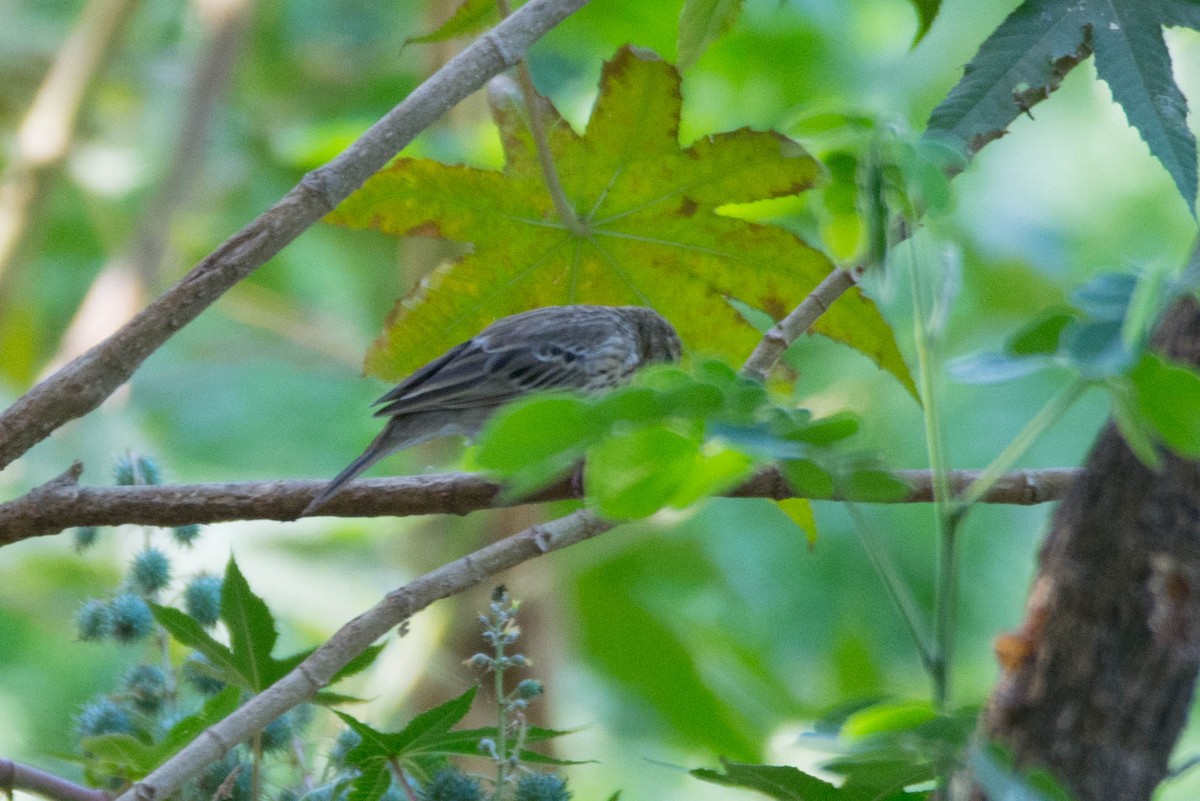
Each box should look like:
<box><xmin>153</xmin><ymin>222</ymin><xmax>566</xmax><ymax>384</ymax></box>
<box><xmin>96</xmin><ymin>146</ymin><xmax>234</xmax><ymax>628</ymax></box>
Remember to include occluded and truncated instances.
<box><xmin>301</xmin><ymin>304</ymin><xmax>681</xmax><ymax>516</ymax></box>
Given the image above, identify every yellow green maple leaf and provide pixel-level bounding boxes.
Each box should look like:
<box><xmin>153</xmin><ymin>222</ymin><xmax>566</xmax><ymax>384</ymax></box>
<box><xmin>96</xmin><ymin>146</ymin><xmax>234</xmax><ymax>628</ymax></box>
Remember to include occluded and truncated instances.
<box><xmin>329</xmin><ymin>46</ymin><xmax>913</xmax><ymax>396</ymax></box>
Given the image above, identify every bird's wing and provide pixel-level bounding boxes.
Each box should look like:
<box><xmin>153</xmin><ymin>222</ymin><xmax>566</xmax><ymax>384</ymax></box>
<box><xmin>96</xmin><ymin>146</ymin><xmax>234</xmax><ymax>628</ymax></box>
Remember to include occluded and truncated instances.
<box><xmin>372</xmin><ymin>333</ymin><xmax>629</xmax><ymax>418</ymax></box>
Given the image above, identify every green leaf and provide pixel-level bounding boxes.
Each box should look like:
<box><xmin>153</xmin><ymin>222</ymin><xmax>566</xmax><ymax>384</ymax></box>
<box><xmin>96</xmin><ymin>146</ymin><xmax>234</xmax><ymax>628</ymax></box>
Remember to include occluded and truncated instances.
<box><xmin>1070</xmin><ymin>272</ymin><xmax>1137</xmax><ymax>321</ymax></box>
<box><xmin>332</xmin><ymin>46</ymin><xmax>914</xmax><ymax>398</ymax></box>
<box><xmin>591</xmin><ymin>386</ymin><xmax>667</xmax><ymax>425</ymax></box>
<box><xmin>164</xmin><ymin>687</ymin><xmax>240</xmax><ymax>747</ymax></box>
<box><xmin>150</xmin><ymin>604</ymin><xmax>239</xmax><ymax>681</ymax></box>
<box><xmin>346</xmin><ymin>759</ymin><xmax>392</xmax><ymax>801</ymax></box>
<box><xmin>775</xmin><ymin>498</ymin><xmax>818</xmax><ymax>547</ymax></box>
<box><xmin>929</xmin><ymin>0</ymin><xmax>1198</xmax><ymax>212</ymax></box>
<box><xmin>331</xmin><ymin>643</ymin><xmax>387</xmax><ymax>682</ymax></box>
<box><xmin>787</xmin><ymin>413</ymin><xmax>860</xmax><ymax>445</ymax></box>
<box><xmin>1109</xmin><ymin>376</ymin><xmax>1164</xmax><ymax>469</ymax></box>
<box><xmin>1123</xmin><ymin>265</ymin><xmax>1173</xmax><ymax>348</ymax></box>
<box><xmin>669</xmin><ymin>444</ymin><xmax>755</xmax><ymax>508</ymax></box>
<box><xmin>926</xmin><ymin>0</ymin><xmax>1090</xmax><ymax>153</ymax></box>
<box><xmin>691</xmin><ymin>760</ymin><xmax>844</xmax><ymax>801</ymax></box>
<box><xmin>1091</xmin><ymin>0</ymin><xmax>1197</xmax><ymax>214</ymax></box>
<box><xmin>573</xmin><ymin>542</ymin><xmax>761</xmax><ymax>759</ymax></box>
<box><xmin>338</xmin><ymin>686</ymin><xmax>480</xmax><ymax>765</ymax></box>
<box><xmin>78</xmin><ymin>734</ymin><xmax>158</xmax><ymax>778</ymax></box>
<box><xmin>905</xmin><ymin>0</ymin><xmax>941</xmax><ymax>44</ymax></box>
<box><xmin>842</xmin><ymin>470</ymin><xmax>910</xmax><ymax>503</ymax></box>
<box><xmin>586</xmin><ymin>426</ymin><xmax>700</xmax><ymax>519</ymax></box>
<box><xmin>476</xmin><ymin>395</ymin><xmax>600</xmax><ymax>496</ymax></box>
<box><xmin>780</xmin><ymin>459</ymin><xmax>835</xmax><ymax>499</ymax></box>
<box><xmin>1060</xmin><ymin>319</ymin><xmax>1134</xmax><ymax>377</ymax></box>
<box><xmin>407</xmin><ymin>0</ymin><xmax>497</xmax><ymax>44</ymax></box>
<box><xmin>81</xmin><ymin>687</ymin><xmax>241</xmax><ymax>779</ymax></box>
<box><xmin>1008</xmin><ymin>311</ymin><xmax>1074</xmax><ymax>356</ymax></box>
<box><xmin>221</xmin><ymin>557</ymin><xmax>279</xmax><ymax>692</ymax></box>
<box><xmin>678</xmin><ymin>0</ymin><xmax>745</xmax><ymax>70</ymax></box>
<box><xmin>1130</xmin><ymin>353</ymin><xmax>1200</xmax><ymax>457</ymax></box>
<box><xmin>841</xmin><ymin>700</ymin><xmax>936</xmax><ymax>738</ymax></box>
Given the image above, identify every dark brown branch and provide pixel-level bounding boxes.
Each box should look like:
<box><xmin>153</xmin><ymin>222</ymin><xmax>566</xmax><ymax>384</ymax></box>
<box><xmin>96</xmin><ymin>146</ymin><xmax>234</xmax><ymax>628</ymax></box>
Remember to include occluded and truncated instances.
<box><xmin>0</xmin><ymin>464</ymin><xmax>1079</xmax><ymax>546</ymax></box>
<box><xmin>0</xmin><ymin>0</ymin><xmax>590</xmax><ymax>474</ymax></box>
<box><xmin>0</xmin><ymin>757</ymin><xmax>110</xmax><ymax>801</ymax></box>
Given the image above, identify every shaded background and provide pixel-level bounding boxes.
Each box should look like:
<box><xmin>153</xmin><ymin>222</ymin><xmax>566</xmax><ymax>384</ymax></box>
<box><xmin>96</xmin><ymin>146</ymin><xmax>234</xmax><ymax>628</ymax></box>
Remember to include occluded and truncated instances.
<box><xmin>0</xmin><ymin>0</ymin><xmax>1198</xmax><ymax>798</ymax></box>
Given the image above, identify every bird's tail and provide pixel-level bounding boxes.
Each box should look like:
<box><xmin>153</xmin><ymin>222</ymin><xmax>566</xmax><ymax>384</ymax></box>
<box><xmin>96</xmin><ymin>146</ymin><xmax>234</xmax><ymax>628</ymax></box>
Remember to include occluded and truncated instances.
<box><xmin>301</xmin><ymin>422</ymin><xmax>405</xmax><ymax>517</ymax></box>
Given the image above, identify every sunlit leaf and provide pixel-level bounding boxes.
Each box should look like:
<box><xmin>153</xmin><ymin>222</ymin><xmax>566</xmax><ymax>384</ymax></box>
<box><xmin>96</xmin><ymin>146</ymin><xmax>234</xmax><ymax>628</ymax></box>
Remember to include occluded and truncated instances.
<box><xmin>585</xmin><ymin>426</ymin><xmax>700</xmax><ymax>519</ymax></box>
<box><xmin>775</xmin><ymin>497</ymin><xmax>818</xmax><ymax>547</ymax></box>
<box><xmin>841</xmin><ymin>700</ymin><xmax>936</xmax><ymax>738</ymax></box>
<box><xmin>1129</xmin><ymin>353</ymin><xmax>1200</xmax><ymax>457</ymax></box>
<box><xmin>331</xmin><ymin>47</ymin><xmax>914</xmax><ymax>397</ymax></box>
<box><xmin>1109</xmin><ymin>376</ymin><xmax>1165</xmax><ymax>469</ymax></box>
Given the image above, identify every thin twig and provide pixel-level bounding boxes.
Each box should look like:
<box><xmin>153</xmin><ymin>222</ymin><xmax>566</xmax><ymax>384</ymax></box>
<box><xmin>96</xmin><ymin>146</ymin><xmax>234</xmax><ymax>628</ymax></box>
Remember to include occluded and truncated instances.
<box><xmin>0</xmin><ymin>758</ymin><xmax>110</xmax><ymax>801</ymax></box>
<box><xmin>0</xmin><ymin>0</ymin><xmax>592</xmax><ymax>473</ymax></box>
<box><xmin>739</xmin><ymin>266</ymin><xmax>861</xmax><ymax>382</ymax></box>
<box><xmin>114</xmin><ymin>510</ymin><xmax>613</xmax><ymax>801</ymax></box>
<box><xmin>0</xmin><ymin>464</ymin><xmax>1080</xmax><ymax>546</ymax></box>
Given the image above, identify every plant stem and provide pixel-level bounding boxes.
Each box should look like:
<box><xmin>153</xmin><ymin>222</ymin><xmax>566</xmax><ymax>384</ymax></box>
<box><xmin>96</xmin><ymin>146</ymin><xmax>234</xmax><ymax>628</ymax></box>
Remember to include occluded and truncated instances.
<box><xmin>391</xmin><ymin>760</ymin><xmax>420</xmax><ymax>801</ymax></box>
<box><xmin>493</xmin><ymin>633</ymin><xmax>508</xmax><ymax>801</ymax></box>
<box><xmin>495</xmin><ymin>0</ymin><xmax>587</xmax><ymax>236</ymax></box>
<box><xmin>906</xmin><ymin>252</ymin><xmax>956</xmax><ymax>712</ymax></box>
<box><xmin>846</xmin><ymin>502</ymin><xmax>935</xmax><ymax>675</ymax></box>
<box><xmin>956</xmin><ymin>379</ymin><xmax>1089</xmax><ymax>510</ymax></box>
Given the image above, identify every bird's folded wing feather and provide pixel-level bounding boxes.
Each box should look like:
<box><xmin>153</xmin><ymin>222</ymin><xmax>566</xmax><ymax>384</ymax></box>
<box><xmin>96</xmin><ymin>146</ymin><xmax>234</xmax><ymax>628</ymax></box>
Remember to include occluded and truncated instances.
<box><xmin>372</xmin><ymin>335</ymin><xmax>620</xmax><ymax>418</ymax></box>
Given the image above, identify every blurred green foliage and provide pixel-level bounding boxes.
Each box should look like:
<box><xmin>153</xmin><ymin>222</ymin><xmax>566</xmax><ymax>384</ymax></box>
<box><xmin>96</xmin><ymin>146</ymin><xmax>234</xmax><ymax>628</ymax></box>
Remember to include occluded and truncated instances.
<box><xmin>3</xmin><ymin>1</ymin><xmax>1200</xmax><ymax>800</ymax></box>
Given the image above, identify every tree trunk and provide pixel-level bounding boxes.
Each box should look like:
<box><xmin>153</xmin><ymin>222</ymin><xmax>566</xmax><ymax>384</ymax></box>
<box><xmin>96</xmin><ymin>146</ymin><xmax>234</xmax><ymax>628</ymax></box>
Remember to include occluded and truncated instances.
<box><xmin>979</xmin><ymin>298</ymin><xmax>1200</xmax><ymax>799</ymax></box>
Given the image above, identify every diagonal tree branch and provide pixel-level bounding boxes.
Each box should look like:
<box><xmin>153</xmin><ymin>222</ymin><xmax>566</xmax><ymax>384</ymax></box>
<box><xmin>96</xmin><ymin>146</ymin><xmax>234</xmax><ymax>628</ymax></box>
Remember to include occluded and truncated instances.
<box><xmin>0</xmin><ymin>0</ymin><xmax>591</xmax><ymax>474</ymax></box>
<box><xmin>114</xmin><ymin>509</ymin><xmax>614</xmax><ymax>801</ymax></box>
<box><xmin>0</xmin><ymin>465</ymin><xmax>1079</xmax><ymax>546</ymax></box>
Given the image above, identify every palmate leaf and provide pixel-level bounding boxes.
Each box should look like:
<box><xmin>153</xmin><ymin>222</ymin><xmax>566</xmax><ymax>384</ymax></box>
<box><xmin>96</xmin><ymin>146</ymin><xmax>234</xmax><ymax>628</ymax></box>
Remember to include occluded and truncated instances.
<box><xmin>927</xmin><ymin>0</ymin><xmax>1198</xmax><ymax>213</ymax></box>
<box><xmin>330</xmin><ymin>47</ymin><xmax>914</xmax><ymax>397</ymax></box>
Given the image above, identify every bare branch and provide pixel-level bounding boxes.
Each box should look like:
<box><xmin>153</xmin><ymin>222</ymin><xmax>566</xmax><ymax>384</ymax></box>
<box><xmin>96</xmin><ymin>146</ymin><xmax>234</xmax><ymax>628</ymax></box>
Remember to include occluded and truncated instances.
<box><xmin>114</xmin><ymin>509</ymin><xmax>613</xmax><ymax>801</ymax></box>
<box><xmin>0</xmin><ymin>757</ymin><xmax>110</xmax><ymax>801</ymax></box>
<box><xmin>0</xmin><ymin>0</ymin><xmax>592</xmax><ymax>474</ymax></box>
<box><xmin>0</xmin><ymin>465</ymin><xmax>1079</xmax><ymax>545</ymax></box>
<box><xmin>740</xmin><ymin>266</ymin><xmax>861</xmax><ymax>382</ymax></box>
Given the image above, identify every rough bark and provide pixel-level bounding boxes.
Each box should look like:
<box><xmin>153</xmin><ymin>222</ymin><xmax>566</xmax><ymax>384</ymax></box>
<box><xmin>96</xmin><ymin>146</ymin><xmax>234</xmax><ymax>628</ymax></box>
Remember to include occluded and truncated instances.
<box><xmin>981</xmin><ymin>297</ymin><xmax>1200</xmax><ymax>800</ymax></box>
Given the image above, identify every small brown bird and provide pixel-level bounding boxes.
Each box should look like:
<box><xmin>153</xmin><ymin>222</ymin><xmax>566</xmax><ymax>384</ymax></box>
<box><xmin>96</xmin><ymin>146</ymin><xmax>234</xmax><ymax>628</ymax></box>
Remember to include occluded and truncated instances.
<box><xmin>301</xmin><ymin>305</ymin><xmax>681</xmax><ymax>516</ymax></box>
